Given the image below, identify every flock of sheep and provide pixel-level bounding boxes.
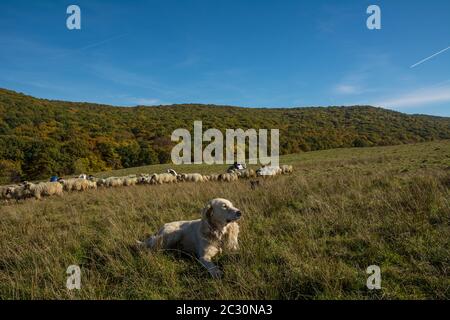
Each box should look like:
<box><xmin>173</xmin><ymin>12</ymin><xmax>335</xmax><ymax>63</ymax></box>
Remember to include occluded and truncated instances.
<box><xmin>0</xmin><ymin>164</ymin><xmax>293</xmax><ymax>202</ymax></box>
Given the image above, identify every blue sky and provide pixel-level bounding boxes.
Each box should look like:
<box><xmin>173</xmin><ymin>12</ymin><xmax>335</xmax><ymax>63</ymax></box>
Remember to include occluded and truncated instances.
<box><xmin>0</xmin><ymin>0</ymin><xmax>449</xmax><ymax>116</ymax></box>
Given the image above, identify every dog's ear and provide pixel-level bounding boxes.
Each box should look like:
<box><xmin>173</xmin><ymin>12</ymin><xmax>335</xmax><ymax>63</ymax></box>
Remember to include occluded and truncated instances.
<box><xmin>202</xmin><ymin>202</ymin><xmax>213</xmax><ymax>221</ymax></box>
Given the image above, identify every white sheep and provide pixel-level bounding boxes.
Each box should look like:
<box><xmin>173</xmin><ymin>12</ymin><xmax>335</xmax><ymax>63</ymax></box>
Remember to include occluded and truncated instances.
<box><xmin>104</xmin><ymin>177</ymin><xmax>124</xmax><ymax>188</ymax></box>
<box><xmin>178</xmin><ymin>173</ymin><xmax>204</xmax><ymax>183</ymax></box>
<box><xmin>24</xmin><ymin>181</ymin><xmax>63</xmax><ymax>200</ymax></box>
<box><xmin>4</xmin><ymin>184</ymin><xmax>31</xmax><ymax>200</ymax></box>
<box><xmin>137</xmin><ymin>174</ymin><xmax>151</xmax><ymax>184</ymax></box>
<box><xmin>208</xmin><ymin>174</ymin><xmax>220</xmax><ymax>182</ymax></box>
<box><xmin>167</xmin><ymin>169</ymin><xmax>178</xmax><ymax>176</ymax></box>
<box><xmin>0</xmin><ymin>185</ymin><xmax>11</xmax><ymax>201</ymax></box>
<box><xmin>281</xmin><ymin>165</ymin><xmax>293</xmax><ymax>174</ymax></box>
<box><xmin>219</xmin><ymin>172</ymin><xmax>239</xmax><ymax>182</ymax></box>
<box><xmin>237</xmin><ymin>169</ymin><xmax>256</xmax><ymax>179</ymax></box>
<box><xmin>60</xmin><ymin>178</ymin><xmax>89</xmax><ymax>191</ymax></box>
<box><xmin>256</xmin><ymin>166</ymin><xmax>282</xmax><ymax>177</ymax></box>
<box><xmin>123</xmin><ymin>175</ymin><xmax>139</xmax><ymax>186</ymax></box>
<box><xmin>94</xmin><ymin>178</ymin><xmax>107</xmax><ymax>187</ymax></box>
<box><xmin>151</xmin><ymin>173</ymin><xmax>177</xmax><ymax>184</ymax></box>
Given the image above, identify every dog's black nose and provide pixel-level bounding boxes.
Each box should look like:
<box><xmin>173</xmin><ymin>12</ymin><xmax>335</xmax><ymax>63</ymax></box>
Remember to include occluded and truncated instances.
<box><xmin>236</xmin><ymin>211</ymin><xmax>241</xmax><ymax>217</ymax></box>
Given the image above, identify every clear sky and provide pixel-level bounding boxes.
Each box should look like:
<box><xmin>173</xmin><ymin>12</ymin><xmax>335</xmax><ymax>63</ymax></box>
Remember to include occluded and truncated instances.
<box><xmin>0</xmin><ymin>0</ymin><xmax>449</xmax><ymax>116</ymax></box>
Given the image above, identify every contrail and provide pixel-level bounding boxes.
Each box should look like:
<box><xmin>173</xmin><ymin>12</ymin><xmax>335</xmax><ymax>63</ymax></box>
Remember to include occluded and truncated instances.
<box><xmin>75</xmin><ymin>34</ymin><xmax>127</xmax><ymax>52</ymax></box>
<box><xmin>410</xmin><ymin>45</ymin><xmax>450</xmax><ymax>68</ymax></box>
<box><xmin>51</xmin><ymin>34</ymin><xmax>127</xmax><ymax>59</ymax></box>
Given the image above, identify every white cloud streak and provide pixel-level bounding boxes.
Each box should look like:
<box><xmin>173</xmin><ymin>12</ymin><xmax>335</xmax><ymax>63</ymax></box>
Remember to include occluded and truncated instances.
<box><xmin>376</xmin><ymin>85</ymin><xmax>450</xmax><ymax>109</ymax></box>
<box><xmin>333</xmin><ymin>84</ymin><xmax>361</xmax><ymax>95</ymax></box>
<box><xmin>130</xmin><ymin>98</ymin><xmax>160</xmax><ymax>106</ymax></box>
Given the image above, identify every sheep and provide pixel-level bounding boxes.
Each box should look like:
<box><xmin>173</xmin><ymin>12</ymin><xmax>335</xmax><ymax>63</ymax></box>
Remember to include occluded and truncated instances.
<box><xmin>237</xmin><ymin>169</ymin><xmax>256</xmax><ymax>179</ymax></box>
<box><xmin>59</xmin><ymin>178</ymin><xmax>75</xmax><ymax>191</ymax></box>
<box><xmin>94</xmin><ymin>178</ymin><xmax>107</xmax><ymax>187</ymax></box>
<box><xmin>178</xmin><ymin>173</ymin><xmax>204</xmax><ymax>183</ymax></box>
<box><xmin>24</xmin><ymin>181</ymin><xmax>63</xmax><ymax>200</ymax></box>
<box><xmin>123</xmin><ymin>175</ymin><xmax>139</xmax><ymax>186</ymax></box>
<box><xmin>208</xmin><ymin>174</ymin><xmax>220</xmax><ymax>182</ymax></box>
<box><xmin>137</xmin><ymin>174</ymin><xmax>152</xmax><ymax>184</ymax></box>
<box><xmin>59</xmin><ymin>178</ymin><xmax>90</xmax><ymax>191</ymax></box>
<box><xmin>104</xmin><ymin>177</ymin><xmax>124</xmax><ymax>188</ymax></box>
<box><xmin>86</xmin><ymin>180</ymin><xmax>97</xmax><ymax>190</ymax></box>
<box><xmin>4</xmin><ymin>184</ymin><xmax>31</xmax><ymax>201</ymax></box>
<box><xmin>281</xmin><ymin>165</ymin><xmax>293</xmax><ymax>174</ymax></box>
<box><xmin>227</xmin><ymin>166</ymin><xmax>238</xmax><ymax>174</ymax></box>
<box><xmin>219</xmin><ymin>172</ymin><xmax>239</xmax><ymax>182</ymax></box>
<box><xmin>256</xmin><ymin>166</ymin><xmax>282</xmax><ymax>177</ymax></box>
<box><xmin>167</xmin><ymin>169</ymin><xmax>178</xmax><ymax>176</ymax></box>
<box><xmin>0</xmin><ymin>185</ymin><xmax>11</xmax><ymax>201</ymax></box>
<box><xmin>150</xmin><ymin>173</ymin><xmax>177</xmax><ymax>184</ymax></box>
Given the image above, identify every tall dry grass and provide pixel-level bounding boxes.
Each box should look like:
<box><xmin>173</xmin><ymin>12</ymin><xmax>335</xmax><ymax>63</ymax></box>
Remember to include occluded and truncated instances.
<box><xmin>0</xmin><ymin>141</ymin><xmax>449</xmax><ymax>299</ymax></box>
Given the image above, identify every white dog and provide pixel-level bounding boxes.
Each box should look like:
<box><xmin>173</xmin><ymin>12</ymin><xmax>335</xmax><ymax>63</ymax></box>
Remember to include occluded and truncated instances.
<box><xmin>138</xmin><ymin>198</ymin><xmax>241</xmax><ymax>278</ymax></box>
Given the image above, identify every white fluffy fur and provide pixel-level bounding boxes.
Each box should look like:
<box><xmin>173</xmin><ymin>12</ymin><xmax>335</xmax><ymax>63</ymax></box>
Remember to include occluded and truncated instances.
<box><xmin>138</xmin><ymin>198</ymin><xmax>241</xmax><ymax>278</ymax></box>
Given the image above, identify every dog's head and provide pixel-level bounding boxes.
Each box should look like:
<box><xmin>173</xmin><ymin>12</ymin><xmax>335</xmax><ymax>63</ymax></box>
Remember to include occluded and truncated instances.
<box><xmin>202</xmin><ymin>198</ymin><xmax>242</xmax><ymax>228</ymax></box>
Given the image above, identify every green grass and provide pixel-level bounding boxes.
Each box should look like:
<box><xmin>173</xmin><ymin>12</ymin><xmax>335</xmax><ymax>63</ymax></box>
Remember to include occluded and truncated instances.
<box><xmin>1</xmin><ymin>140</ymin><xmax>449</xmax><ymax>299</ymax></box>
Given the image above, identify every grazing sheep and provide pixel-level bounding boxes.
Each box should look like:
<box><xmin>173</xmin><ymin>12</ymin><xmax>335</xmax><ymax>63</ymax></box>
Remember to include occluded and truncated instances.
<box><xmin>256</xmin><ymin>166</ymin><xmax>282</xmax><ymax>177</ymax></box>
<box><xmin>86</xmin><ymin>180</ymin><xmax>97</xmax><ymax>190</ymax></box>
<box><xmin>24</xmin><ymin>182</ymin><xmax>63</xmax><ymax>200</ymax></box>
<box><xmin>123</xmin><ymin>175</ymin><xmax>139</xmax><ymax>186</ymax></box>
<box><xmin>94</xmin><ymin>178</ymin><xmax>107</xmax><ymax>187</ymax></box>
<box><xmin>104</xmin><ymin>177</ymin><xmax>124</xmax><ymax>188</ymax></box>
<box><xmin>219</xmin><ymin>172</ymin><xmax>239</xmax><ymax>182</ymax></box>
<box><xmin>237</xmin><ymin>169</ymin><xmax>256</xmax><ymax>179</ymax></box>
<box><xmin>151</xmin><ymin>173</ymin><xmax>177</xmax><ymax>184</ymax></box>
<box><xmin>209</xmin><ymin>174</ymin><xmax>220</xmax><ymax>182</ymax></box>
<box><xmin>281</xmin><ymin>165</ymin><xmax>293</xmax><ymax>174</ymax></box>
<box><xmin>137</xmin><ymin>174</ymin><xmax>152</xmax><ymax>184</ymax></box>
<box><xmin>178</xmin><ymin>173</ymin><xmax>204</xmax><ymax>183</ymax></box>
<box><xmin>5</xmin><ymin>184</ymin><xmax>31</xmax><ymax>201</ymax></box>
<box><xmin>59</xmin><ymin>178</ymin><xmax>74</xmax><ymax>191</ymax></box>
<box><xmin>0</xmin><ymin>186</ymin><xmax>11</xmax><ymax>201</ymax></box>
<box><xmin>1</xmin><ymin>185</ymin><xmax>23</xmax><ymax>201</ymax></box>
<box><xmin>227</xmin><ymin>166</ymin><xmax>237</xmax><ymax>174</ymax></box>
<box><xmin>167</xmin><ymin>169</ymin><xmax>178</xmax><ymax>176</ymax></box>
<box><xmin>59</xmin><ymin>178</ymin><xmax>71</xmax><ymax>191</ymax></box>
<box><xmin>60</xmin><ymin>178</ymin><xmax>90</xmax><ymax>191</ymax></box>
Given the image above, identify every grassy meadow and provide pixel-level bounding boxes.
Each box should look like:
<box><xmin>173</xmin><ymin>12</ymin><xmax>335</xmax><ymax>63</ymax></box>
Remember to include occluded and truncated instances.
<box><xmin>0</xmin><ymin>140</ymin><xmax>449</xmax><ymax>299</ymax></box>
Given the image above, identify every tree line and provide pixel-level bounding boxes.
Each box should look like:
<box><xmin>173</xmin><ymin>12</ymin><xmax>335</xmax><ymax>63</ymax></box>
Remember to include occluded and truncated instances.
<box><xmin>1</xmin><ymin>88</ymin><xmax>449</xmax><ymax>184</ymax></box>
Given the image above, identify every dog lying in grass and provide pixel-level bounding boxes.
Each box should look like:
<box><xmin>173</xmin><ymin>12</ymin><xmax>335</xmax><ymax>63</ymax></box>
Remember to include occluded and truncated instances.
<box><xmin>138</xmin><ymin>198</ymin><xmax>241</xmax><ymax>278</ymax></box>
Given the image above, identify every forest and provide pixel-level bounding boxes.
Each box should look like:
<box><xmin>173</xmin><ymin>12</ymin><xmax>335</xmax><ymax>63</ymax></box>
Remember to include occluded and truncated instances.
<box><xmin>1</xmin><ymin>88</ymin><xmax>450</xmax><ymax>184</ymax></box>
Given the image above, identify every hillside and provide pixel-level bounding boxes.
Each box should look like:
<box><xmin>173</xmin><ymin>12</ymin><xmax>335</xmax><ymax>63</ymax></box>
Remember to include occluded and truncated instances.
<box><xmin>1</xmin><ymin>141</ymin><xmax>449</xmax><ymax>299</ymax></box>
<box><xmin>1</xmin><ymin>88</ymin><xmax>450</xmax><ymax>183</ymax></box>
